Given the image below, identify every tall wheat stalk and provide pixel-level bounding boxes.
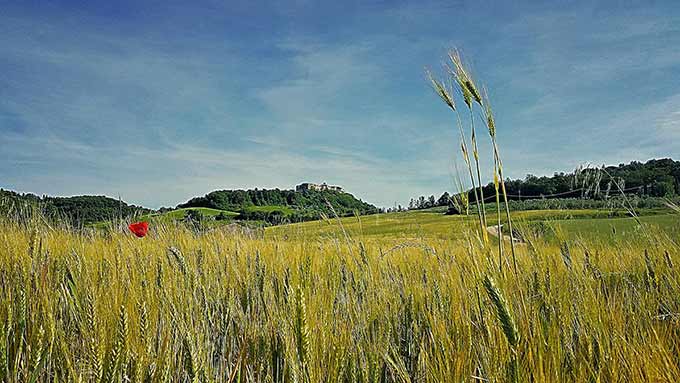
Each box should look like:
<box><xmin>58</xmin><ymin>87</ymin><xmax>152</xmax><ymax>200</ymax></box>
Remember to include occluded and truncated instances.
<box><xmin>427</xmin><ymin>70</ymin><xmax>486</xmax><ymax>239</ymax></box>
<box><xmin>483</xmin><ymin>91</ymin><xmax>518</xmax><ymax>275</ymax></box>
<box><xmin>493</xmin><ymin>157</ymin><xmax>504</xmax><ymax>272</ymax></box>
<box><xmin>294</xmin><ymin>286</ymin><xmax>310</xmax><ymax>381</ymax></box>
<box><xmin>449</xmin><ymin>50</ymin><xmax>489</xmax><ymax>242</ymax></box>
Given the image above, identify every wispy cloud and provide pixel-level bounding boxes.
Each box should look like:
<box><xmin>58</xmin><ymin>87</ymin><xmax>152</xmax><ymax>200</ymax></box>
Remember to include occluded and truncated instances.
<box><xmin>1</xmin><ymin>1</ymin><xmax>679</xmax><ymax>208</ymax></box>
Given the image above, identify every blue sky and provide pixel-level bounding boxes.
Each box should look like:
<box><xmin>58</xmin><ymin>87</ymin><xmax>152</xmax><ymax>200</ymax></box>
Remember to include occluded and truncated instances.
<box><xmin>1</xmin><ymin>0</ymin><xmax>679</xmax><ymax>208</ymax></box>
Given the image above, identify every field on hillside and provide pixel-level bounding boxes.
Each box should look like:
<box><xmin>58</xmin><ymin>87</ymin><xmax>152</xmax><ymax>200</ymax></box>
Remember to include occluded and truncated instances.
<box><xmin>0</xmin><ymin>209</ymin><xmax>679</xmax><ymax>382</ymax></box>
<box><xmin>268</xmin><ymin>208</ymin><xmax>680</xmax><ymax>243</ymax></box>
<box><xmin>142</xmin><ymin>207</ymin><xmax>239</xmax><ymax>222</ymax></box>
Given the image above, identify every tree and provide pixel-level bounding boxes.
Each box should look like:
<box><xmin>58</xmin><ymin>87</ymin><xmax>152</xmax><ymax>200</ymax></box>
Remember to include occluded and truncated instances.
<box><xmin>437</xmin><ymin>192</ymin><xmax>451</xmax><ymax>206</ymax></box>
<box><xmin>407</xmin><ymin>158</ymin><xmax>680</xmax><ymax>213</ymax></box>
<box><xmin>652</xmin><ymin>175</ymin><xmax>676</xmax><ymax>197</ymax></box>
<box><xmin>215</xmin><ymin>212</ymin><xmax>231</xmax><ymax>221</ymax></box>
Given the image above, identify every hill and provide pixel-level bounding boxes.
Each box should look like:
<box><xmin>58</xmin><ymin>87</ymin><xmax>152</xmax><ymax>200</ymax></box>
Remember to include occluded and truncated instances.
<box><xmin>409</xmin><ymin>158</ymin><xmax>680</xmax><ymax>211</ymax></box>
<box><xmin>0</xmin><ymin>189</ymin><xmax>151</xmax><ymax>225</ymax></box>
<box><xmin>178</xmin><ymin>188</ymin><xmax>379</xmax><ymax>224</ymax></box>
<box><xmin>501</xmin><ymin>158</ymin><xmax>680</xmax><ymax>199</ymax></box>
<box><xmin>0</xmin><ymin>186</ymin><xmax>379</xmax><ymax>227</ymax></box>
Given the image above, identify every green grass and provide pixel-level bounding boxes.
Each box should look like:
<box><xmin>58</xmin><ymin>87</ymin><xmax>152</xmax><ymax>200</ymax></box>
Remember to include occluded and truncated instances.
<box><xmin>142</xmin><ymin>207</ymin><xmax>239</xmax><ymax>222</ymax></box>
<box><xmin>267</xmin><ymin>209</ymin><xmax>466</xmax><ymax>241</ymax></box>
<box><xmin>88</xmin><ymin>207</ymin><xmax>240</xmax><ymax>229</ymax></box>
<box><xmin>267</xmin><ymin>208</ymin><xmax>679</xmax><ymax>242</ymax></box>
<box><xmin>91</xmin><ymin>206</ymin><xmax>291</xmax><ymax>229</ymax></box>
<box><xmin>548</xmin><ymin>213</ymin><xmax>680</xmax><ymax>241</ymax></box>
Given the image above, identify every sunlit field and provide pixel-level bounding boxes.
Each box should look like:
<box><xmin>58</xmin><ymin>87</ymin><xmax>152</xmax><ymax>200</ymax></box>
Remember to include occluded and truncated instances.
<box><xmin>0</xmin><ymin>208</ymin><xmax>679</xmax><ymax>382</ymax></box>
<box><xmin>268</xmin><ymin>208</ymin><xmax>680</xmax><ymax>243</ymax></box>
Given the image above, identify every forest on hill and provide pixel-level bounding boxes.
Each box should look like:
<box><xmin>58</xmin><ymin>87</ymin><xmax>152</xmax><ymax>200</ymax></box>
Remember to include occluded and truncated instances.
<box><xmin>0</xmin><ymin>187</ymin><xmax>379</xmax><ymax>226</ymax></box>
<box><xmin>409</xmin><ymin>158</ymin><xmax>680</xmax><ymax>210</ymax></box>
<box><xmin>178</xmin><ymin>188</ymin><xmax>379</xmax><ymax>223</ymax></box>
<box><xmin>3</xmin><ymin>158</ymin><xmax>677</xmax><ymax>225</ymax></box>
<box><xmin>0</xmin><ymin>189</ymin><xmax>150</xmax><ymax>225</ymax></box>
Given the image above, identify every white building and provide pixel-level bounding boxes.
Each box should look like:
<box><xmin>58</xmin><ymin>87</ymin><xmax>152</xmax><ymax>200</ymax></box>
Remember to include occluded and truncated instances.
<box><xmin>295</xmin><ymin>182</ymin><xmax>343</xmax><ymax>192</ymax></box>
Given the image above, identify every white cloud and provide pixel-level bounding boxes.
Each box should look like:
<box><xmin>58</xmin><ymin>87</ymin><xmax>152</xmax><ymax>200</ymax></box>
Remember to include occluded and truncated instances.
<box><xmin>3</xmin><ymin>1</ymin><xmax>680</xmax><ymax>210</ymax></box>
<box><xmin>253</xmin><ymin>40</ymin><xmax>383</xmax><ymax>127</ymax></box>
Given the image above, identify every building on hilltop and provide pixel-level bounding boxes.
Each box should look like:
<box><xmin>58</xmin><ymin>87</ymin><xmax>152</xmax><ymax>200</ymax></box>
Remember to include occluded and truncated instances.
<box><xmin>296</xmin><ymin>182</ymin><xmax>343</xmax><ymax>192</ymax></box>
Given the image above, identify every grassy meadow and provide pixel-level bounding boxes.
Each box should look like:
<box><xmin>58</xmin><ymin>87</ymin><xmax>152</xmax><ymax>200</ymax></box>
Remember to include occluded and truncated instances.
<box><xmin>142</xmin><ymin>208</ymin><xmax>239</xmax><ymax>222</ymax></box>
<box><xmin>267</xmin><ymin>207</ymin><xmax>680</xmax><ymax>242</ymax></box>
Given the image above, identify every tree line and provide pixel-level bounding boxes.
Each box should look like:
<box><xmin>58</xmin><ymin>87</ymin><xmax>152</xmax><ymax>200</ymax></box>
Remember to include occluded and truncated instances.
<box><xmin>0</xmin><ymin>189</ymin><xmax>150</xmax><ymax>225</ymax></box>
<box><xmin>409</xmin><ymin>158</ymin><xmax>680</xmax><ymax>211</ymax></box>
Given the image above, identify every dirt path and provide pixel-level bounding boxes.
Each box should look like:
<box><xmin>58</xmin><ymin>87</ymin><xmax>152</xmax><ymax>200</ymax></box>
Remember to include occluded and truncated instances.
<box><xmin>486</xmin><ymin>224</ymin><xmax>523</xmax><ymax>243</ymax></box>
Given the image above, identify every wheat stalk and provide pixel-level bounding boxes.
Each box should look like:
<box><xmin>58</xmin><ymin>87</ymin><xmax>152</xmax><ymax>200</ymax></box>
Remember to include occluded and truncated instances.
<box><xmin>483</xmin><ymin>89</ymin><xmax>518</xmax><ymax>274</ymax></box>
<box><xmin>449</xmin><ymin>50</ymin><xmax>489</xmax><ymax>240</ymax></box>
<box><xmin>482</xmin><ymin>275</ymin><xmax>519</xmax><ymax>382</ymax></box>
<box><xmin>427</xmin><ymin>66</ymin><xmax>487</xmax><ymax>238</ymax></box>
<box><xmin>294</xmin><ymin>286</ymin><xmax>311</xmax><ymax>378</ymax></box>
<box><xmin>482</xmin><ymin>276</ymin><xmax>519</xmax><ymax>348</ymax></box>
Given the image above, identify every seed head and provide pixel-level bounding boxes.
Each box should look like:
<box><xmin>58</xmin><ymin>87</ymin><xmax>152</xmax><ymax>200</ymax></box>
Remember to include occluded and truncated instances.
<box><xmin>482</xmin><ymin>275</ymin><xmax>519</xmax><ymax>348</ymax></box>
<box><xmin>426</xmin><ymin>70</ymin><xmax>456</xmax><ymax>111</ymax></box>
<box><xmin>448</xmin><ymin>49</ymin><xmax>482</xmax><ymax>106</ymax></box>
<box><xmin>484</xmin><ymin>90</ymin><xmax>496</xmax><ymax>137</ymax></box>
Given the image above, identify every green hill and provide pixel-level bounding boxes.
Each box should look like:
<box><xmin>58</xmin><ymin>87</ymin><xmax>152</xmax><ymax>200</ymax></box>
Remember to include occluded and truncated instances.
<box><xmin>178</xmin><ymin>188</ymin><xmax>379</xmax><ymax>224</ymax></box>
<box><xmin>0</xmin><ymin>189</ymin><xmax>150</xmax><ymax>225</ymax></box>
<box><xmin>1</xmin><ymin>186</ymin><xmax>379</xmax><ymax>227</ymax></box>
<box><xmin>408</xmin><ymin>158</ymin><xmax>680</xmax><ymax>212</ymax></box>
<box><xmin>142</xmin><ymin>207</ymin><xmax>239</xmax><ymax>222</ymax></box>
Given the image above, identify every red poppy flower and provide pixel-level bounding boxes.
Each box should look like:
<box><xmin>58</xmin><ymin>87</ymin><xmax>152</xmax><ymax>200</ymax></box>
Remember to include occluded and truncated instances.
<box><xmin>128</xmin><ymin>221</ymin><xmax>149</xmax><ymax>238</ymax></box>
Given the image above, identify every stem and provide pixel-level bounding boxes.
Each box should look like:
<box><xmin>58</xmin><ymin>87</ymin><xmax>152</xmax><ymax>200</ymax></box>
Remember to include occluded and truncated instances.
<box><xmin>470</xmin><ymin>107</ymin><xmax>488</xmax><ymax>242</ymax></box>
<box><xmin>494</xmin><ymin>158</ymin><xmax>504</xmax><ymax>273</ymax></box>
<box><xmin>493</xmin><ymin>140</ymin><xmax>517</xmax><ymax>275</ymax></box>
<box><xmin>455</xmin><ymin>112</ymin><xmax>486</xmax><ymax>238</ymax></box>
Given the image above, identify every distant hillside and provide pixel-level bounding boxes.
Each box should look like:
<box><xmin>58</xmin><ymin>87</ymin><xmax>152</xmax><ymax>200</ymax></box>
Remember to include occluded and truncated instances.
<box><xmin>178</xmin><ymin>188</ymin><xmax>379</xmax><ymax>223</ymax></box>
<box><xmin>0</xmin><ymin>189</ymin><xmax>151</xmax><ymax>225</ymax></box>
<box><xmin>408</xmin><ymin>158</ymin><xmax>680</xmax><ymax>211</ymax></box>
<box><xmin>499</xmin><ymin>158</ymin><xmax>680</xmax><ymax>199</ymax></box>
<box><xmin>0</xmin><ymin>186</ymin><xmax>378</xmax><ymax>227</ymax></box>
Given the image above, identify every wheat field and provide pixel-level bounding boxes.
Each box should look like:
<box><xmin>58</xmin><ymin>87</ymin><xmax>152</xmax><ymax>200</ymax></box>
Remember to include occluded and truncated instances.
<box><xmin>0</xmin><ymin>214</ymin><xmax>679</xmax><ymax>382</ymax></box>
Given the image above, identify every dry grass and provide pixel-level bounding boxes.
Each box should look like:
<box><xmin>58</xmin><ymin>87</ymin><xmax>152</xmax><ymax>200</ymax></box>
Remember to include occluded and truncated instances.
<box><xmin>0</xmin><ymin>215</ymin><xmax>679</xmax><ymax>382</ymax></box>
